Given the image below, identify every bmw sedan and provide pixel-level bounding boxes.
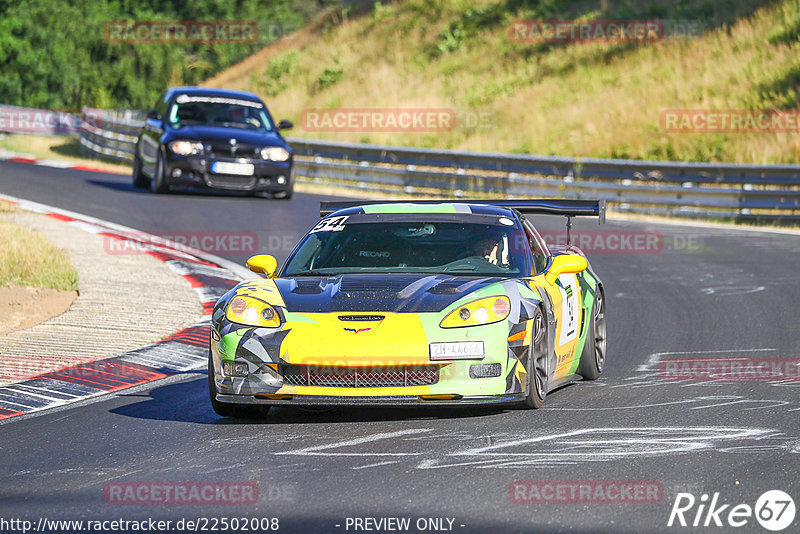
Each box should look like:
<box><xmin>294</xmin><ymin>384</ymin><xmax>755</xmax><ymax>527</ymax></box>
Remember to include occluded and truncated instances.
<box><xmin>133</xmin><ymin>86</ymin><xmax>295</xmax><ymax>198</ymax></box>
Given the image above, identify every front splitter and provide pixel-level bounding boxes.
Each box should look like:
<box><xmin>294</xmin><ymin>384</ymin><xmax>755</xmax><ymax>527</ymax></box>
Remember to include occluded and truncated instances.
<box><xmin>214</xmin><ymin>393</ymin><xmax>525</xmax><ymax>407</ymax></box>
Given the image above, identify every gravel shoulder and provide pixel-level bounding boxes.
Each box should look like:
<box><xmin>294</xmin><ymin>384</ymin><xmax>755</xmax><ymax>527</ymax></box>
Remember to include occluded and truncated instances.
<box><xmin>0</xmin><ymin>210</ymin><xmax>203</xmax><ymax>385</ymax></box>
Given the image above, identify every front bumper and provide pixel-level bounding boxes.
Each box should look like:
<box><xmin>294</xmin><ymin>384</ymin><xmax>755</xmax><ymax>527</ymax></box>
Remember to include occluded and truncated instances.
<box><xmin>210</xmin><ymin>332</ymin><xmax>522</xmax><ymax>407</ymax></box>
<box><xmin>214</xmin><ymin>393</ymin><xmax>525</xmax><ymax>407</ymax></box>
<box><xmin>209</xmin><ymin>302</ymin><xmax>530</xmax><ymax>407</ymax></box>
<box><xmin>165</xmin><ymin>154</ymin><xmax>293</xmax><ymax>192</ymax></box>
<box><xmin>211</xmin><ymin>359</ymin><xmax>514</xmax><ymax>401</ymax></box>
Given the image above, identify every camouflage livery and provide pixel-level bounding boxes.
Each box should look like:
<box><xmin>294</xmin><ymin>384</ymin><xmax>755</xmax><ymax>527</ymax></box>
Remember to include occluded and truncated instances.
<box><xmin>209</xmin><ymin>200</ymin><xmax>606</xmax><ymax>415</ymax></box>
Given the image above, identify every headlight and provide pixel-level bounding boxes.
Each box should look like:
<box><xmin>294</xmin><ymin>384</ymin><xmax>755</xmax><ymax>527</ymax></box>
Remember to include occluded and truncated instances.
<box><xmin>440</xmin><ymin>296</ymin><xmax>510</xmax><ymax>328</ymax></box>
<box><xmin>168</xmin><ymin>140</ymin><xmax>204</xmax><ymax>155</ymax></box>
<box><xmin>226</xmin><ymin>296</ymin><xmax>281</xmax><ymax>327</ymax></box>
<box><xmin>260</xmin><ymin>146</ymin><xmax>290</xmax><ymax>161</ymax></box>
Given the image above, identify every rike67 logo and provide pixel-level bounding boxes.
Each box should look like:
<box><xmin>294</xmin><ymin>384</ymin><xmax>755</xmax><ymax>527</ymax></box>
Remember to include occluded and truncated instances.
<box><xmin>668</xmin><ymin>490</ymin><xmax>796</xmax><ymax>531</ymax></box>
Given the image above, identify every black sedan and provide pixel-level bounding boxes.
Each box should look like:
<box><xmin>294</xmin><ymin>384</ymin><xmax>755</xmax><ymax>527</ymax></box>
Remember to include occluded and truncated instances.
<box><xmin>133</xmin><ymin>86</ymin><xmax>295</xmax><ymax>198</ymax></box>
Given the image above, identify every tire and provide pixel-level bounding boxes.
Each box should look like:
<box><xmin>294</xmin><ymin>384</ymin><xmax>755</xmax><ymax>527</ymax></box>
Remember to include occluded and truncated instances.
<box><xmin>132</xmin><ymin>151</ymin><xmax>149</xmax><ymax>189</ymax></box>
<box><xmin>208</xmin><ymin>351</ymin><xmax>270</xmax><ymax>419</ymax></box>
<box><xmin>273</xmin><ymin>187</ymin><xmax>293</xmax><ymax>200</ymax></box>
<box><xmin>578</xmin><ymin>288</ymin><xmax>606</xmax><ymax>380</ymax></box>
<box><xmin>150</xmin><ymin>150</ymin><xmax>170</xmax><ymax>194</ymax></box>
<box><xmin>523</xmin><ymin>309</ymin><xmax>548</xmax><ymax>409</ymax></box>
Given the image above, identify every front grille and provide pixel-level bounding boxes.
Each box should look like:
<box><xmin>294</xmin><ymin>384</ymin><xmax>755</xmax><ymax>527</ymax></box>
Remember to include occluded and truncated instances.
<box><xmin>282</xmin><ymin>364</ymin><xmax>439</xmax><ymax>388</ymax></box>
<box><xmin>208</xmin><ymin>143</ymin><xmax>259</xmax><ymax>159</ymax></box>
<box><xmin>205</xmin><ymin>174</ymin><xmax>257</xmax><ymax>190</ymax></box>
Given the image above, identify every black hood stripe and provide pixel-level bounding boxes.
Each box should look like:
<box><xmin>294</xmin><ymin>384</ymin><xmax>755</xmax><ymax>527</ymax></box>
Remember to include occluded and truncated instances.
<box><xmin>274</xmin><ymin>274</ymin><xmax>507</xmax><ymax>313</ymax></box>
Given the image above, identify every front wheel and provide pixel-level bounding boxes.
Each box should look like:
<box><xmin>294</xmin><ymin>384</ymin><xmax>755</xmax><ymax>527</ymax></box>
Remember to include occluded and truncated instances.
<box><xmin>208</xmin><ymin>351</ymin><xmax>270</xmax><ymax>419</ymax></box>
<box><xmin>523</xmin><ymin>309</ymin><xmax>548</xmax><ymax>409</ymax></box>
<box><xmin>150</xmin><ymin>150</ymin><xmax>170</xmax><ymax>194</ymax></box>
<box><xmin>132</xmin><ymin>151</ymin><xmax>149</xmax><ymax>189</ymax></box>
<box><xmin>578</xmin><ymin>289</ymin><xmax>606</xmax><ymax>380</ymax></box>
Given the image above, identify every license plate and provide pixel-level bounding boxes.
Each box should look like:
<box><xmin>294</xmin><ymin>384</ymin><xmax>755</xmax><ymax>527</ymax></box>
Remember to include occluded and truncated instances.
<box><xmin>429</xmin><ymin>341</ymin><xmax>485</xmax><ymax>360</ymax></box>
<box><xmin>210</xmin><ymin>161</ymin><xmax>254</xmax><ymax>176</ymax></box>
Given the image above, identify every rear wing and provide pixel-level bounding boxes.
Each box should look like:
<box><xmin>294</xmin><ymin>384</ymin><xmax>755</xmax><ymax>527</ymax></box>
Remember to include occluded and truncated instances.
<box><xmin>319</xmin><ymin>199</ymin><xmax>606</xmax><ymax>223</ymax></box>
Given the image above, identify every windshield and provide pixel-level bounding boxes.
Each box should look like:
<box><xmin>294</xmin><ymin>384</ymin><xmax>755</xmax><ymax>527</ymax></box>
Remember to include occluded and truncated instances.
<box><xmin>282</xmin><ymin>214</ymin><xmax>531</xmax><ymax>277</ymax></box>
<box><xmin>167</xmin><ymin>94</ymin><xmax>274</xmax><ymax>131</ymax></box>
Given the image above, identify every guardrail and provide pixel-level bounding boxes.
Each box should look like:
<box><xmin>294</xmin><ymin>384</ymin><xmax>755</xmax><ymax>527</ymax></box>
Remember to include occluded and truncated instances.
<box><xmin>76</xmin><ymin>107</ymin><xmax>142</xmax><ymax>162</ymax></box>
<box><xmin>0</xmin><ymin>105</ymin><xmax>84</xmax><ymax>135</ymax></box>
<box><xmin>73</xmin><ymin>107</ymin><xmax>800</xmax><ymax>223</ymax></box>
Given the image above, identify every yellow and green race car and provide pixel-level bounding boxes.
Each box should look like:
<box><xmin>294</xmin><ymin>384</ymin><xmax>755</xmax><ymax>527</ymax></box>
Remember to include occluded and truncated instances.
<box><xmin>208</xmin><ymin>199</ymin><xmax>606</xmax><ymax>416</ymax></box>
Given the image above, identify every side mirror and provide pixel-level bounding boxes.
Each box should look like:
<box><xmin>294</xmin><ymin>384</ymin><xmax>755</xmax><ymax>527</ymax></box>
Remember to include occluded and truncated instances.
<box><xmin>277</xmin><ymin>119</ymin><xmax>293</xmax><ymax>130</ymax></box>
<box><xmin>544</xmin><ymin>254</ymin><xmax>587</xmax><ymax>285</ymax></box>
<box><xmin>146</xmin><ymin>109</ymin><xmax>161</xmax><ymax>121</ymax></box>
<box><xmin>246</xmin><ymin>255</ymin><xmax>278</xmax><ymax>278</ymax></box>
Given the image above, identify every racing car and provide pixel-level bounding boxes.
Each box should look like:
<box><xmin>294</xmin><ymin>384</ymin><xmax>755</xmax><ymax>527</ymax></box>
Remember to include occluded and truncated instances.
<box><xmin>208</xmin><ymin>199</ymin><xmax>606</xmax><ymax>417</ymax></box>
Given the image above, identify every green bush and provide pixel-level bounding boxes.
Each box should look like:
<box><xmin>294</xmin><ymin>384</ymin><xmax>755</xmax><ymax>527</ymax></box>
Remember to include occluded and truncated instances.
<box><xmin>255</xmin><ymin>51</ymin><xmax>298</xmax><ymax>97</ymax></box>
<box><xmin>0</xmin><ymin>0</ymin><xmax>336</xmax><ymax>110</ymax></box>
<box><xmin>315</xmin><ymin>59</ymin><xmax>344</xmax><ymax>91</ymax></box>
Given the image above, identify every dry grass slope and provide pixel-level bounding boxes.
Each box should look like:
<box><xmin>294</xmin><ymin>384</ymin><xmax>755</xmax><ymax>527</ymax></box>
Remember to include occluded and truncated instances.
<box><xmin>202</xmin><ymin>0</ymin><xmax>800</xmax><ymax>163</ymax></box>
<box><xmin>0</xmin><ymin>203</ymin><xmax>79</xmax><ymax>291</ymax></box>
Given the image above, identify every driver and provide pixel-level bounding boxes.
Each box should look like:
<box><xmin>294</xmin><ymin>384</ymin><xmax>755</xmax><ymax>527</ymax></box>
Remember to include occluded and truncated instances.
<box><xmin>472</xmin><ymin>236</ymin><xmax>501</xmax><ymax>265</ymax></box>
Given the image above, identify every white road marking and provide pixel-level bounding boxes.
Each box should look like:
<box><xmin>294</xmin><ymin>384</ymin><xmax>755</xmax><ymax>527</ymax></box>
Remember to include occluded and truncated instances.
<box><xmin>689</xmin><ymin>398</ymin><xmax>791</xmax><ymax>411</ymax></box>
<box><xmin>352</xmin><ymin>460</ymin><xmax>401</xmax><ymax>470</ymax></box>
<box><xmin>559</xmin><ymin>396</ymin><xmax>791</xmax><ymax>412</ymax></box>
<box><xmin>558</xmin><ymin>398</ymin><xmax>699</xmax><ymax>410</ymax></box>
<box><xmin>416</xmin><ymin>427</ymin><xmax>780</xmax><ymax>469</ymax></box>
<box><xmin>275</xmin><ymin>428</ymin><xmax>433</xmax><ymax>456</ymax></box>
<box><xmin>699</xmin><ymin>286</ymin><xmax>765</xmax><ymax>296</ymax></box>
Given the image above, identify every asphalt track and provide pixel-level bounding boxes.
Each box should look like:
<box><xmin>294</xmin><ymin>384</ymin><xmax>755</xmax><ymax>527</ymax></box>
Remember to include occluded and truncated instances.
<box><xmin>1</xmin><ymin>161</ymin><xmax>799</xmax><ymax>533</ymax></box>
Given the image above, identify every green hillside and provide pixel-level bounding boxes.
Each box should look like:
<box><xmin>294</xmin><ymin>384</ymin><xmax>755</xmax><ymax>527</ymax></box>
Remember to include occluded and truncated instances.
<box><xmin>205</xmin><ymin>0</ymin><xmax>800</xmax><ymax>164</ymax></box>
<box><xmin>0</xmin><ymin>0</ymin><xmax>337</xmax><ymax>110</ymax></box>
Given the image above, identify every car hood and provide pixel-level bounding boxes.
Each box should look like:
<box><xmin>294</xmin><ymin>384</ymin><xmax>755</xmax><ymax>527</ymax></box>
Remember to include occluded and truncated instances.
<box><xmin>167</xmin><ymin>125</ymin><xmax>287</xmax><ymax>147</ymax></box>
<box><xmin>273</xmin><ymin>273</ymin><xmax>506</xmax><ymax>313</ymax></box>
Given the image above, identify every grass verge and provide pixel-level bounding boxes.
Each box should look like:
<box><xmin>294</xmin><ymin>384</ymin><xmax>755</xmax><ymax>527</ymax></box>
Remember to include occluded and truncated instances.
<box><xmin>0</xmin><ymin>204</ymin><xmax>79</xmax><ymax>291</ymax></box>
<box><xmin>0</xmin><ymin>134</ymin><xmax>130</xmax><ymax>174</ymax></box>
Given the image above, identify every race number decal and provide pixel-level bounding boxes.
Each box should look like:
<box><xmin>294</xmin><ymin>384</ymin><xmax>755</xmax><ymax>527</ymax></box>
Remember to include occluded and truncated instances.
<box><xmin>310</xmin><ymin>215</ymin><xmax>348</xmax><ymax>233</ymax></box>
<box><xmin>557</xmin><ymin>274</ymin><xmax>580</xmax><ymax>346</ymax></box>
